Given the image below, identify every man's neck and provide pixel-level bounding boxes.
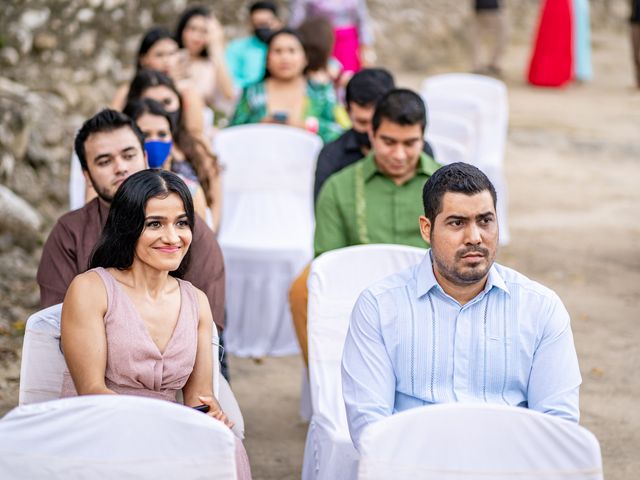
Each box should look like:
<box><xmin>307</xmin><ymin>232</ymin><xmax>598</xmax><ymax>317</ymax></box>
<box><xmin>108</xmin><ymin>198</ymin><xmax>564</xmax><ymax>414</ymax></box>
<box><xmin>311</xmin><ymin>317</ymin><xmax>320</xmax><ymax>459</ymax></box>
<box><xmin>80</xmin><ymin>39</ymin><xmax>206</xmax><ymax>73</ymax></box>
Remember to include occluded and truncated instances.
<box><xmin>433</xmin><ymin>267</ymin><xmax>489</xmax><ymax>306</ymax></box>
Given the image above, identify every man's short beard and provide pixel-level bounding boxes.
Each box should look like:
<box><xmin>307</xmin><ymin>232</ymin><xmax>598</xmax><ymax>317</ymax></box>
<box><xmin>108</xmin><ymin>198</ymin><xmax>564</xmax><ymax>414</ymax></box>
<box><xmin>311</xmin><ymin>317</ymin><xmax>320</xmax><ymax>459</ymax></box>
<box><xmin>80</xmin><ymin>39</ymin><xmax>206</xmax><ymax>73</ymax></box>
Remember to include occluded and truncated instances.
<box><xmin>432</xmin><ymin>247</ymin><xmax>493</xmax><ymax>286</ymax></box>
<box><xmin>86</xmin><ymin>173</ymin><xmax>114</xmax><ymax>204</ymax></box>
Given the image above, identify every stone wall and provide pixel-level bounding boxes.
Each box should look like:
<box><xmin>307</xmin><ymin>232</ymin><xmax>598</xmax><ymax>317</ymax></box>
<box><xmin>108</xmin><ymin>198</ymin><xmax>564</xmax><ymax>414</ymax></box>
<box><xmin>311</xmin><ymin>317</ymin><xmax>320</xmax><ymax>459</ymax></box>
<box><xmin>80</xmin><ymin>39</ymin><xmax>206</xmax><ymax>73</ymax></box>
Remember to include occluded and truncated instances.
<box><xmin>0</xmin><ymin>0</ymin><xmax>631</xmax><ymax>329</ymax></box>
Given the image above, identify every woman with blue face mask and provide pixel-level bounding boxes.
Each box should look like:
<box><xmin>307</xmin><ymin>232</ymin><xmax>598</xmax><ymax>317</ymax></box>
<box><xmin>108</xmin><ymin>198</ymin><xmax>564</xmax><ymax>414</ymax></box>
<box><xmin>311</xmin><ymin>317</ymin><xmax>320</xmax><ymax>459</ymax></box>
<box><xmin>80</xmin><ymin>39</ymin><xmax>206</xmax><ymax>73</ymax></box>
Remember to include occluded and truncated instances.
<box><xmin>125</xmin><ymin>71</ymin><xmax>222</xmax><ymax>232</ymax></box>
<box><xmin>123</xmin><ymin>98</ymin><xmax>209</xmax><ymax>222</ymax></box>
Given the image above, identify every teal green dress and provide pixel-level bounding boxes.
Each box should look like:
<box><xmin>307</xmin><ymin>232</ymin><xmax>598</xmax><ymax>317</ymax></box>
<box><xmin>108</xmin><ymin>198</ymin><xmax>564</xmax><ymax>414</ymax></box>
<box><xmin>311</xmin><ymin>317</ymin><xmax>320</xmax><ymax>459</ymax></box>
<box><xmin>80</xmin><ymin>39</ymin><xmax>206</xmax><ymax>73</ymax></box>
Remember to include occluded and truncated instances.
<box><xmin>230</xmin><ymin>80</ymin><xmax>343</xmax><ymax>143</ymax></box>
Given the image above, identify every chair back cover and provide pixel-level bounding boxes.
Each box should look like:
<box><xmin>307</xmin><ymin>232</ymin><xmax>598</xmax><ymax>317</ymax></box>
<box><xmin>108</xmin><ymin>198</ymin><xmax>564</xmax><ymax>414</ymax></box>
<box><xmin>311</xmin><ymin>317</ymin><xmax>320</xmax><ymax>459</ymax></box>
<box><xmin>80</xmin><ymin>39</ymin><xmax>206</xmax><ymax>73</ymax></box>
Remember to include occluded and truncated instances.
<box><xmin>302</xmin><ymin>245</ymin><xmax>426</xmax><ymax>480</ymax></box>
<box><xmin>358</xmin><ymin>404</ymin><xmax>603</xmax><ymax>480</ymax></box>
<box><xmin>427</xmin><ymin>112</ymin><xmax>477</xmax><ymax>162</ymax></box>
<box><xmin>20</xmin><ymin>304</ymin><xmax>221</xmax><ymax>405</ymax></box>
<box><xmin>421</xmin><ymin>73</ymin><xmax>510</xmax><ymax>244</ymax></box>
<box><xmin>426</xmin><ymin>134</ymin><xmax>471</xmax><ymax>165</ymax></box>
<box><xmin>214</xmin><ymin>124</ymin><xmax>323</xmax><ymax>356</ymax></box>
<box><xmin>69</xmin><ymin>152</ymin><xmax>85</xmax><ymax>211</ymax></box>
<box><xmin>0</xmin><ymin>395</ymin><xmax>237</xmax><ymax>479</ymax></box>
<box><xmin>422</xmin><ymin>73</ymin><xmax>508</xmax><ymax>170</ymax></box>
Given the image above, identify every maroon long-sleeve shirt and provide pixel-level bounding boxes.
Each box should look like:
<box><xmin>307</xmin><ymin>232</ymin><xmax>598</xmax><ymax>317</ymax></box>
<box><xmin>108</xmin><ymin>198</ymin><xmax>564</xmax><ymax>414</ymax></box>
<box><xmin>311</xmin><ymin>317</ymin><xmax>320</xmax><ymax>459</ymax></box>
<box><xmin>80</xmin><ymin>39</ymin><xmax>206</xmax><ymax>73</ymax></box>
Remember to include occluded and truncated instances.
<box><xmin>37</xmin><ymin>198</ymin><xmax>225</xmax><ymax>330</ymax></box>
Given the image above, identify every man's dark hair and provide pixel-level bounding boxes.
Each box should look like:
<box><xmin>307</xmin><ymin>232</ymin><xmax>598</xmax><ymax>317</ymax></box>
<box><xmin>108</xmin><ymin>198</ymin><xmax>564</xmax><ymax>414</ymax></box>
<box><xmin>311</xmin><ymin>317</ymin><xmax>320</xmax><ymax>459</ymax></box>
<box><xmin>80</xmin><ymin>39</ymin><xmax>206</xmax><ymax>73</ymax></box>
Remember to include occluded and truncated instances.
<box><xmin>372</xmin><ymin>88</ymin><xmax>427</xmax><ymax>133</ymax></box>
<box><xmin>74</xmin><ymin>109</ymin><xmax>145</xmax><ymax>171</ymax></box>
<box><xmin>250</xmin><ymin>1</ymin><xmax>278</xmax><ymax>15</ymax></box>
<box><xmin>89</xmin><ymin>170</ymin><xmax>194</xmax><ymax>278</ymax></box>
<box><xmin>345</xmin><ymin>68</ymin><xmax>395</xmax><ymax>108</ymax></box>
<box><xmin>422</xmin><ymin>162</ymin><xmax>497</xmax><ymax>223</ymax></box>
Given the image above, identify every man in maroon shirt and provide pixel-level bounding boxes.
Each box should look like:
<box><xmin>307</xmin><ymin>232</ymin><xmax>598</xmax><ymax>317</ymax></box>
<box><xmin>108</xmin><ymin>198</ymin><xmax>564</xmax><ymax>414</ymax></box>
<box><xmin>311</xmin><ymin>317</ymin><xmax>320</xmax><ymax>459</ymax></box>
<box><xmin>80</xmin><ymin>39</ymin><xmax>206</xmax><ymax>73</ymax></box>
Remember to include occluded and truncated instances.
<box><xmin>37</xmin><ymin>109</ymin><xmax>226</xmax><ymax>331</ymax></box>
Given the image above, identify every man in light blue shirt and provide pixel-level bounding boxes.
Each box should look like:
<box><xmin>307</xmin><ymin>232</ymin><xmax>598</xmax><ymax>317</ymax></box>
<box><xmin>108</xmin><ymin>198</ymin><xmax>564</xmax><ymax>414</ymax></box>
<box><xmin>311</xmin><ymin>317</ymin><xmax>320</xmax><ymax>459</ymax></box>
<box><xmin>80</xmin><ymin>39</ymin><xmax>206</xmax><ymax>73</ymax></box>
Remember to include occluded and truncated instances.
<box><xmin>342</xmin><ymin>162</ymin><xmax>581</xmax><ymax>451</ymax></box>
<box><xmin>225</xmin><ymin>1</ymin><xmax>282</xmax><ymax>89</ymax></box>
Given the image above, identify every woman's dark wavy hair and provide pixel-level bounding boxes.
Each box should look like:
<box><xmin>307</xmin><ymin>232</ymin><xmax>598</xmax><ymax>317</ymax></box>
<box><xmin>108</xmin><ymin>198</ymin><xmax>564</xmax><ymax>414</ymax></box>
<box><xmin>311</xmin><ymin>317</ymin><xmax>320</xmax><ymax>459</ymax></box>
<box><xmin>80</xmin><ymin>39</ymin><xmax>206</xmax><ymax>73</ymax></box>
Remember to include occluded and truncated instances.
<box><xmin>123</xmin><ymin>97</ymin><xmax>178</xmax><ymax>139</ymax></box>
<box><xmin>89</xmin><ymin>170</ymin><xmax>195</xmax><ymax>278</ymax></box>
<box><xmin>175</xmin><ymin>6</ymin><xmax>211</xmax><ymax>58</ymax></box>
<box><xmin>136</xmin><ymin>27</ymin><xmax>175</xmax><ymax>69</ymax></box>
<box><xmin>263</xmin><ymin>28</ymin><xmax>307</xmax><ymax>79</ymax></box>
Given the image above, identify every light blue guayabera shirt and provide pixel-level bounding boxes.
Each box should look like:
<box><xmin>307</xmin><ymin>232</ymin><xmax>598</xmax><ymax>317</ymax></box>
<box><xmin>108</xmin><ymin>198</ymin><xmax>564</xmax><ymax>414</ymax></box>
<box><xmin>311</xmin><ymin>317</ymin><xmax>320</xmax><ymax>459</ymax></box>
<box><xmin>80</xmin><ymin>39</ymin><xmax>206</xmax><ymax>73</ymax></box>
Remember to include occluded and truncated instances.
<box><xmin>342</xmin><ymin>251</ymin><xmax>582</xmax><ymax>450</ymax></box>
<box><xmin>225</xmin><ymin>35</ymin><xmax>268</xmax><ymax>90</ymax></box>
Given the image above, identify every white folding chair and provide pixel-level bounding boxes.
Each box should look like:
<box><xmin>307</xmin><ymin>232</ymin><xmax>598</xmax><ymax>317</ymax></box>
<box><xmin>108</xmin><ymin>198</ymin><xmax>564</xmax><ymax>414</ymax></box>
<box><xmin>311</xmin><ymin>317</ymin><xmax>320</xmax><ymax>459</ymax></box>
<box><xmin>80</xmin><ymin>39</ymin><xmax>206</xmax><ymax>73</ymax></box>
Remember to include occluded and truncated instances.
<box><xmin>358</xmin><ymin>404</ymin><xmax>603</xmax><ymax>480</ymax></box>
<box><xmin>422</xmin><ymin>73</ymin><xmax>510</xmax><ymax>244</ymax></box>
<box><xmin>302</xmin><ymin>244</ymin><xmax>427</xmax><ymax>480</ymax></box>
<box><xmin>426</xmin><ymin>134</ymin><xmax>472</xmax><ymax>165</ymax></box>
<box><xmin>214</xmin><ymin>124</ymin><xmax>323</xmax><ymax>357</ymax></box>
<box><xmin>0</xmin><ymin>395</ymin><xmax>237</xmax><ymax>479</ymax></box>
<box><xmin>19</xmin><ymin>304</ymin><xmax>230</xmax><ymax>411</ymax></box>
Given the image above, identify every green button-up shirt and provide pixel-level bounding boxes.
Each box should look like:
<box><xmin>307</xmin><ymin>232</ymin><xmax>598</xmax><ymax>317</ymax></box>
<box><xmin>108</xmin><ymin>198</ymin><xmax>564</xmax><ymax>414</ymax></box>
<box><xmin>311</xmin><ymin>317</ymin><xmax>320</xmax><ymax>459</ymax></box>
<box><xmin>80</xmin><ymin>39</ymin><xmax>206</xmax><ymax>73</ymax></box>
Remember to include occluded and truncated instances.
<box><xmin>314</xmin><ymin>151</ymin><xmax>441</xmax><ymax>256</ymax></box>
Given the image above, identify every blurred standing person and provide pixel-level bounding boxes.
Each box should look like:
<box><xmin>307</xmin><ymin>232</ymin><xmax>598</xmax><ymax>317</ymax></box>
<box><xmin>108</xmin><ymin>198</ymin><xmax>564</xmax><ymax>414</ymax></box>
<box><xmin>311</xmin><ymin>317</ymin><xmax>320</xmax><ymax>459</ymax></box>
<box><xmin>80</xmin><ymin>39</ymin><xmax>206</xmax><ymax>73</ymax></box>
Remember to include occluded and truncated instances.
<box><xmin>226</xmin><ymin>1</ymin><xmax>282</xmax><ymax>89</ymax></box>
<box><xmin>527</xmin><ymin>0</ymin><xmax>573</xmax><ymax>87</ymax></box>
<box><xmin>471</xmin><ymin>0</ymin><xmax>509</xmax><ymax>77</ymax></box>
<box><xmin>174</xmin><ymin>6</ymin><xmax>236</xmax><ymax>111</ymax></box>
<box><xmin>289</xmin><ymin>0</ymin><xmax>376</xmax><ymax>75</ymax></box>
<box><xmin>632</xmin><ymin>0</ymin><xmax>640</xmax><ymax>88</ymax></box>
<box><xmin>573</xmin><ymin>0</ymin><xmax>593</xmax><ymax>82</ymax></box>
<box><xmin>230</xmin><ymin>29</ymin><xmax>342</xmax><ymax>143</ymax></box>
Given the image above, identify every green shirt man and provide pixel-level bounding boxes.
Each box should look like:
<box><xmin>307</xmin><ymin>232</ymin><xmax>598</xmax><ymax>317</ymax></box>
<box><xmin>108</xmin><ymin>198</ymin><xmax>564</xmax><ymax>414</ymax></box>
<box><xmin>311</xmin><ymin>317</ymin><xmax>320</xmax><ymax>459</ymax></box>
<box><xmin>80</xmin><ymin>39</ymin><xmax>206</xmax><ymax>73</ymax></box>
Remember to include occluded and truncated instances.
<box><xmin>315</xmin><ymin>151</ymin><xmax>440</xmax><ymax>256</ymax></box>
<box><xmin>290</xmin><ymin>89</ymin><xmax>442</xmax><ymax>367</ymax></box>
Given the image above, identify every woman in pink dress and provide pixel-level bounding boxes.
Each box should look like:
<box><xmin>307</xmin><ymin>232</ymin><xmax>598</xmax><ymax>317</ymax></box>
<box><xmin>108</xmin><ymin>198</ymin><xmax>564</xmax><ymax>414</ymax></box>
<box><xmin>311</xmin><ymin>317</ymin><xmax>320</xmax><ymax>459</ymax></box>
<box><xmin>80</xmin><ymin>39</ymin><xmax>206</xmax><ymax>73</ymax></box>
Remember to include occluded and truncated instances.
<box><xmin>61</xmin><ymin>169</ymin><xmax>251</xmax><ymax>479</ymax></box>
<box><xmin>289</xmin><ymin>0</ymin><xmax>376</xmax><ymax>74</ymax></box>
<box><xmin>527</xmin><ymin>0</ymin><xmax>574</xmax><ymax>87</ymax></box>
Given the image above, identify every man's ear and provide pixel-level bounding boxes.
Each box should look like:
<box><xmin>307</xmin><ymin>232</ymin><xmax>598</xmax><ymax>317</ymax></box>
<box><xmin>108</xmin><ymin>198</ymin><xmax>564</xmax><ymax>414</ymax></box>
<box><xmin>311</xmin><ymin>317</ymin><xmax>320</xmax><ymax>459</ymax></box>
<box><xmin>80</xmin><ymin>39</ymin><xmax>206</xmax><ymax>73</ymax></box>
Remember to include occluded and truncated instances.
<box><xmin>82</xmin><ymin>169</ymin><xmax>92</xmax><ymax>185</ymax></box>
<box><xmin>419</xmin><ymin>215</ymin><xmax>432</xmax><ymax>245</ymax></box>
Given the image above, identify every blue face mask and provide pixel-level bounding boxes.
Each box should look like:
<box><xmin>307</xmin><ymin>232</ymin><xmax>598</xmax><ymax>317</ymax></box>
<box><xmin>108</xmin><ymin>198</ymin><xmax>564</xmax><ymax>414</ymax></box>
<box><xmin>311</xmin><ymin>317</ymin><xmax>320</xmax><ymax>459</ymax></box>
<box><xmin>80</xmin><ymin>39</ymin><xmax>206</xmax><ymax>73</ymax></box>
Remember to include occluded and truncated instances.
<box><xmin>144</xmin><ymin>140</ymin><xmax>173</xmax><ymax>169</ymax></box>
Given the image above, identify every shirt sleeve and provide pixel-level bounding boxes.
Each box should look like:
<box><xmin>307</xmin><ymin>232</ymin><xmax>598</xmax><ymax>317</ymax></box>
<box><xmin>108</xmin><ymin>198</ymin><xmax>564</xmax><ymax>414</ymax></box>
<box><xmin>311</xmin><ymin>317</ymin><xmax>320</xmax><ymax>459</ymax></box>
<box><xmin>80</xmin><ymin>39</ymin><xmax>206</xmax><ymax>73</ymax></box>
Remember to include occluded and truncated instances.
<box><xmin>341</xmin><ymin>289</ymin><xmax>396</xmax><ymax>451</ymax></box>
<box><xmin>356</xmin><ymin>0</ymin><xmax>374</xmax><ymax>46</ymax></box>
<box><xmin>37</xmin><ymin>222</ymin><xmax>79</xmax><ymax>307</ymax></box>
<box><xmin>314</xmin><ymin>178</ymin><xmax>349</xmax><ymax>256</ymax></box>
<box><xmin>183</xmin><ymin>217</ymin><xmax>226</xmax><ymax>331</ymax></box>
<box><xmin>229</xmin><ymin>87</ymin><xmax>253</xmax><ymax>126</ymax></box>
<box><xmin>527</xmin><ymin>294</ymin><xmax>582</xmax><ymax>422</ymax></box>
<box><xmin>314</xmin><ymin>87</ymin><xmax>342</xmax><ymax>144</ymax></box>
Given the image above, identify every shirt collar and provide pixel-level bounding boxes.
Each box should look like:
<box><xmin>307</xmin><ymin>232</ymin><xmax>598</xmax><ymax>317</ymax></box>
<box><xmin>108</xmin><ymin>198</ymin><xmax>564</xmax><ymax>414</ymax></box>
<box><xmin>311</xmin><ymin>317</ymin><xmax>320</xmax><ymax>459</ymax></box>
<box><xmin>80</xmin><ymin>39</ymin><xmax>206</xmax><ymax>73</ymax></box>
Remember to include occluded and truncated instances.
<box><xmin>416</xmin><ymin>249</ymin><xmax>510</xmax><ymax>298</ymax></box>
<box><xmin>362</xmin><ymin>151</ymin><xmax>440</xmax><ymax>183</ymax></box>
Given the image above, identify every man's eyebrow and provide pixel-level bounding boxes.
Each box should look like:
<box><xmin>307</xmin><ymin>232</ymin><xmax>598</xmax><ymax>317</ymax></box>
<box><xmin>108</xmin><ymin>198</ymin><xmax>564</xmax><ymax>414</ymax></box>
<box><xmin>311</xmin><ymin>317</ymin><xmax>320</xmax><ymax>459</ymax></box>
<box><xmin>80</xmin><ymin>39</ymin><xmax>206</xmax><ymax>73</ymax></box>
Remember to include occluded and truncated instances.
<box><xmin>92</xmin><ymin>146</ymin><xmax>138</xmax><ymax>164</ymax></box>
<box><xmin>476</xmin><ymin>211</ymin><xmax>495</xmax><ymax>220</ymax></box>
<box><xmin>444</xmin><ymin>214</ymin><xmax>468</xmax><ymax>222</ymax></box>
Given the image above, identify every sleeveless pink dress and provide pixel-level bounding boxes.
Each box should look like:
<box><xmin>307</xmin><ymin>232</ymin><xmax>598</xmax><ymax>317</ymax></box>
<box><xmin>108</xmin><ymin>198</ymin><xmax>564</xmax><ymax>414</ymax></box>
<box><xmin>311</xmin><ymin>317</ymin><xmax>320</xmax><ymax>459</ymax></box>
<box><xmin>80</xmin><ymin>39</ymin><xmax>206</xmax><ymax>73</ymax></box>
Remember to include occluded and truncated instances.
<box><xmin>62</xmin><ymin>267</ymin><xmax>252</xmax><ymax>480</ymax></box>
<box><xmin>62</xmin><ymin>267</ymin><xmax>198</xmax><ymax>400</ymax></box>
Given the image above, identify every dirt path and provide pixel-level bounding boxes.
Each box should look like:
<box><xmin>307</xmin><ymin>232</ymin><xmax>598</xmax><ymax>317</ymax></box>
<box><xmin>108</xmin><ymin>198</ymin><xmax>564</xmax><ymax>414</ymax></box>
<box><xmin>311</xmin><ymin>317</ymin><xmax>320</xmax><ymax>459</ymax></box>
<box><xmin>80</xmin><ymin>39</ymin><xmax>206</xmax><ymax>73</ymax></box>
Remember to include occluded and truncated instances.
<box><xmin>230</xmin><ymin>29</ymin><xmax>640</xmax><ymax>479</ymax></box>
<box><xmin>1</xmin><ymin>28</ymin><xmax>638</xmax><ymax>480</ymax></box>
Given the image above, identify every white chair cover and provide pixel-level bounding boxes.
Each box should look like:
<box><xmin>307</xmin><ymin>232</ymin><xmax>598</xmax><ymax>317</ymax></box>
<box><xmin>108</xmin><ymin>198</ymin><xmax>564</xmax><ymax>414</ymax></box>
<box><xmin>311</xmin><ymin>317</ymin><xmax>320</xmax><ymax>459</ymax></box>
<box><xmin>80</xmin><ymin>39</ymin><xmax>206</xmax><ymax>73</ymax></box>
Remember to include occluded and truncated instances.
<box><xmin>302</xmin><ymin>244</ymin><xmax>427</xmax><ymax>480</ymax></box>
<box><xmin>427</xmin><ymin>112</ymin><xmax>477</xmax><ymax>162</ymax></box>
<box><xmin>20</xmin><ymin>304</ymin><xmax>222</xmax><ymax>402</ymax></box>
<box><xmin>422</xmin><ymin>73</ymin><xmax>510</xmax><ymax>244</ymax></box>
<box><xmin>69</xmin><ymin>152</ymin><xmax>85</xmax><ymax>211</ymax></box>
<box><xmin>427</xmin><ymin>134</ymin><xmax>471</xmax><ymax>165</ymax></box>
<box><xmin>214</xmin><ymin>124</ymin><xmax>323</xmax><ymax>357</ymax></box>
<box><xmin>0</xmin><ymin>395</ymin><xmax>237</xmax><ymax>479</ymax></box>
<box><xmin>358</xmin><ymin>404</ymin><xmax>603</xmax><ymax>480</ymax></box>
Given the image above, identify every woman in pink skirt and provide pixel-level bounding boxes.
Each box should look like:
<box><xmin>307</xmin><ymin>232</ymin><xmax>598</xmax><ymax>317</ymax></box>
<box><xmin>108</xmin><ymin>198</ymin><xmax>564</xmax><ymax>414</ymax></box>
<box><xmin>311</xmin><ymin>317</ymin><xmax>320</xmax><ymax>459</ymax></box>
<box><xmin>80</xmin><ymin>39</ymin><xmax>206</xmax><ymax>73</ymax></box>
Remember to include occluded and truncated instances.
<box><xmin>289</xmin><ymin>0</ymin><xmax>376</xmax><ymax>74</ymax></box>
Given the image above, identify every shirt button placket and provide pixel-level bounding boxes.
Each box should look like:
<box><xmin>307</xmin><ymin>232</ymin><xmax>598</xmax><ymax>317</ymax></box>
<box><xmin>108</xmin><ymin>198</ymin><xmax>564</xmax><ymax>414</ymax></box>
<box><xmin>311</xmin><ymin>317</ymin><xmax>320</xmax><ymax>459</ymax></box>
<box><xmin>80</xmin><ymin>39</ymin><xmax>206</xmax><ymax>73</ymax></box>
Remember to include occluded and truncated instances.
<box><xmin>453</xmin><ymin>305</ymin><xmax>471</xmax><ymax>401</ymax></box>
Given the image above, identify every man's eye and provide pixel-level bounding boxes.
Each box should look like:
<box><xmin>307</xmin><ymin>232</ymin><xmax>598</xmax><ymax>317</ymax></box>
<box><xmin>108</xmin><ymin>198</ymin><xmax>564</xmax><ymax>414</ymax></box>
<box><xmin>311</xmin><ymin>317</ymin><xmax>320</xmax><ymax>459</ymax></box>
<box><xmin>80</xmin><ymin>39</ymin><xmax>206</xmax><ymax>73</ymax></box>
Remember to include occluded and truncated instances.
<box><xmin>450</xmin><ymin>220</ymin><xmax>462</xmax><ymax>226</ymax></box>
